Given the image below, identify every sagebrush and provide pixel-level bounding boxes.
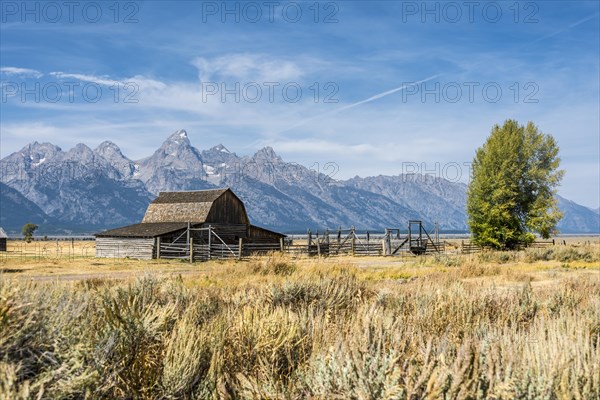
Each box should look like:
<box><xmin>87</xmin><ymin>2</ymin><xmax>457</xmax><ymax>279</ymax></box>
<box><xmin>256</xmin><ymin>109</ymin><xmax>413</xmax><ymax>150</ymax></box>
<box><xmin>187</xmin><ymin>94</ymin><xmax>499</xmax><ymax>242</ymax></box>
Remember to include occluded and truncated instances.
<box><xmin>1</xmin><ymin>258</ymin><xmax>598</xmax><ymax>399</ymax></box>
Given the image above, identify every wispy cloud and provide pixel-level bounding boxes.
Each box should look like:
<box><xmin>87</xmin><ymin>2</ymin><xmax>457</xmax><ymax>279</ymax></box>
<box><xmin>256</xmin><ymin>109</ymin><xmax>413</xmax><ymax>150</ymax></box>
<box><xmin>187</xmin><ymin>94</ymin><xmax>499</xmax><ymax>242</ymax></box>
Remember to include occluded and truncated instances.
<box><xmin>0</xmin><ymin>66</ymin><xmax>43</xmax><ymax>78</ymax></box>
<box><xmin>192</xmin><ymin>54</ymin><xmax>305</xmax><ymax>82</ymax></box>
<box><xmin>48</xmin><ymin>71</ymin><xmax>168</xmax><ymax>91</ymax></box>
<box><xmin>49</xmin><ymin>72</ymin><xmax>121</xmax><ymax>86</ymax></box>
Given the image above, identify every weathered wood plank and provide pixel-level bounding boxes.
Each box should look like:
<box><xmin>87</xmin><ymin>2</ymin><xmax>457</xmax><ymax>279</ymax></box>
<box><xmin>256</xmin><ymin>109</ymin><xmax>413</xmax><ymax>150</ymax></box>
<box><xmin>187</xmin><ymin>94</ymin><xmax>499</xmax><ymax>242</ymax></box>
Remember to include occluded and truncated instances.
<box><xmin>96</xmin><ymin>237</ymin><xmax>154</xmax><ymax>259</ymax></box>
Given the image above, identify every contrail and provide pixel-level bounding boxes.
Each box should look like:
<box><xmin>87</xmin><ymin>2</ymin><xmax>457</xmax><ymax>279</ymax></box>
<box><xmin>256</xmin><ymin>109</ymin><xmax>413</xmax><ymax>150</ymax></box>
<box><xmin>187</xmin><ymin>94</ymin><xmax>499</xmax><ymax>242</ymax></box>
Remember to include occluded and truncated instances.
<box><xmin>335</xmin><ymin>74</ymin><xmax>441</xmax><ymax>113</ymax></box>
<box><xmin>276</xmin><ymin>74</ymin><xmax>441</xmax><ymax>134</ymax></box>
<box><xmin>525</xmin><ymin>13</ymin><xmax>599</xmax><ymax>47</ymax></box>
<box><xmin>275</xmin><ymin>11</ymin><xmax>596</xmax><ymax>135</ymax></box>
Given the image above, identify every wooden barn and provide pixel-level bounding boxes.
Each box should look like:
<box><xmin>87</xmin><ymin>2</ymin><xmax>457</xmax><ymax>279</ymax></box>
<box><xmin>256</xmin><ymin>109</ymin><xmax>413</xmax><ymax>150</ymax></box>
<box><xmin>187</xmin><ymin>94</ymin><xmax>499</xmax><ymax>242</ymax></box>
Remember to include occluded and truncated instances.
<box><xmin>0</xmin><ymin>227</ymin><xmax>7</xmax><ymax>252</ymax></box>
<box><xmin>95</xmin><ymin>188</ymin><xmax>285</xmax><ymax>260</ymax></box>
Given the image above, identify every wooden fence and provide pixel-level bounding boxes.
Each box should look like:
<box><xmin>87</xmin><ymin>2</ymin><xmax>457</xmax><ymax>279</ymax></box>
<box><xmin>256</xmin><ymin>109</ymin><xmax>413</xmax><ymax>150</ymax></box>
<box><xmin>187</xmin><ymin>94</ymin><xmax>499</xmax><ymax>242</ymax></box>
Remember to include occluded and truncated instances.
<box><xmin>460</xmin><ymin>239</ymin><xmax>556</xmax><ymax>254</ymax></box>
<box><xmin>283</xmin><ymin>226</ymin><xmax>446</xmax><ymax>258</ymax></box>
<box><xmin>1</xmin><ymin>235</ymin><xmax>566</xmax><ymax>263</ymax></box>
<box><xmin>0</xmin><ymin>241</ymin><xmax>96</xmax><ymax>262</ymax></box>
<box><xmin>159</xmin><ymin>242</ymin><xmax>240</xmax><ymax>261</ymax></box>
<box><xmin>155</xmin><ymin>225</ymin><xmax>450</xmax><ymax>261</ymax></box>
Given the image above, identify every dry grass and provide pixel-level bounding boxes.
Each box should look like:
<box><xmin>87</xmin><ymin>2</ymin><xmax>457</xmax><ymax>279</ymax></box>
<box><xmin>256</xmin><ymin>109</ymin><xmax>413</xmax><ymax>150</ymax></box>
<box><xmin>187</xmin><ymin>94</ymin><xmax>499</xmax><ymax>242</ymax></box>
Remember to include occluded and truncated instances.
<box><xmin>1</xmin><ymin>243</ymin><xmax>599</xmax><ymax>399</ymax></box>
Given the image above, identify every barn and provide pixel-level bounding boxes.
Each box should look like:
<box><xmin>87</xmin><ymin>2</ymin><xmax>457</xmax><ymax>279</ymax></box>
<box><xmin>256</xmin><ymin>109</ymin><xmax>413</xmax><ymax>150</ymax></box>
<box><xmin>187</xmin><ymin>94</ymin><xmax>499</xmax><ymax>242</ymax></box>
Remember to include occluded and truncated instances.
<box><xmin>95</xmin><ymin>188</ymin><xmax>285</xmax><ymax>260</ymax></box>
<box><xmin>0</xmin><ymin>227</ymin><xmax>7</xmax><ymax>252</ymax></box>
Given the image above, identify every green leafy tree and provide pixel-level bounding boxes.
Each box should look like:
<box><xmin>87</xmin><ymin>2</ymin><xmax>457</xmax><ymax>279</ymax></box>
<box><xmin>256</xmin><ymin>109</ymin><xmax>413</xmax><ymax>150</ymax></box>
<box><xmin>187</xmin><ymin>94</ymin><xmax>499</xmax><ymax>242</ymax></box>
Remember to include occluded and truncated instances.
<box><xmin>467</xmin><ymin>120</ymin><xmax>563</xmax><ymax>249</ymax></box>
<box><xmin>22</xmin><ymin>223</ymin><xmax>38</xmax><ymax>243</ymax></box>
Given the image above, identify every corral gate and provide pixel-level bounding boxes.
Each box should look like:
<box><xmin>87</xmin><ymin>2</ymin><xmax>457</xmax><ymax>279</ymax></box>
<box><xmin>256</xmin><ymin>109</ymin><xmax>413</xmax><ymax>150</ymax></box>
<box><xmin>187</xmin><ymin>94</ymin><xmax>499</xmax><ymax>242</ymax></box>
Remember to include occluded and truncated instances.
<box><xmin>157</xmin><ymin>225</ymin><xmax>240</xmax><ymax>262</ymax></box>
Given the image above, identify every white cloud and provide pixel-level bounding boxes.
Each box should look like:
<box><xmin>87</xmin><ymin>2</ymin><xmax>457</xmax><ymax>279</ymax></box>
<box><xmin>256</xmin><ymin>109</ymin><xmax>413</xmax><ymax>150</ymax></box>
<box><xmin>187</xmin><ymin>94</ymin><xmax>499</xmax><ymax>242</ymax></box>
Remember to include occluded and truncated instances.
<box><xmin>129</xmin><ymin>75</ymin><xmax>168</xmax><ymax>91</ymax></box>
<box><xmin>49</xmin><ymin>72</ymin><xmax>121</xmax><ymax>86</ymax></box>
<box><xmin>1</xmin><ymin>122</ymin><xmax>62</xmax><ymax>140</ymax></box>
<box><xmin>47</xmin><ymin>72</ymin><xmax>169</xmax><ymax>91</ymax></box>
<box><xmin>266</xmin><ymin>139</ymin><xmax>378</xmax><ymax>155</ymax></box>
<box><xmin>192</xmin><ymin>53</ymin><xmax>304</xmax><ymax>83</ymax></box>
<box><xmin>0</xmin><ymin>67</ymin><xmax>43</xmax><ymax>78</ymax></box>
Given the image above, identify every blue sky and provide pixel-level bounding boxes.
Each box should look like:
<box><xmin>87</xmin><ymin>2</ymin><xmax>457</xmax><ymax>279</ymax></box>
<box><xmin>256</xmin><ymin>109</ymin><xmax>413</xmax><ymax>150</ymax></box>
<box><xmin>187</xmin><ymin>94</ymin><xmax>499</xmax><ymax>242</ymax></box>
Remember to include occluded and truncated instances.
<box><xmin>1</xmin><ymin>1</ymin><xmax>599</xmax><ymax>208</ymax></box>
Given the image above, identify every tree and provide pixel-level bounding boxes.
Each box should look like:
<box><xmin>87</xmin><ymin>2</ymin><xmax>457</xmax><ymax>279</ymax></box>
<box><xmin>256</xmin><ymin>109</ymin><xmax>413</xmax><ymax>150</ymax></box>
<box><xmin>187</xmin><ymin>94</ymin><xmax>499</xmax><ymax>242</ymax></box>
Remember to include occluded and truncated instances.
<box><xmin>22</xmin><ymin>223</ymin><xmax>38</xmax><ymax>243</ymax></box>
<box><xmin>467</xmin><ymin>120</ymin><xmax>563</xmax><ymax>249</ymax></box>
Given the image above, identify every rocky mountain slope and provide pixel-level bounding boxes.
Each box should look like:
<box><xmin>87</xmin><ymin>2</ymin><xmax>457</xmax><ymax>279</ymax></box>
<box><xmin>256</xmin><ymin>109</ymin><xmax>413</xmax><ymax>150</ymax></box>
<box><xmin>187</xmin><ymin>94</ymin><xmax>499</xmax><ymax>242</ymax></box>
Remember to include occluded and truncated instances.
<box><xmin>345</xmin><ymin>174</ymin><xmax>468</xmax><ymax>230</ymax></box>
<box><xmin>0</xmin><ymin>141</ymin><xmax>154</xmax><ymax>231</ymax></box>
<box><xmin>0</xmin><ymin>182</ymin><xmax>57</xmax><ymax>233</ymax></box>
<box><xmin>556</xmin><ymin>196</ymin><xmax>600</xmax><ymax>234</ymax></box>
<box><xmin>1</xmin><ymin>129</ymin><xmax>597</xmax><ymax>234</ymax></box>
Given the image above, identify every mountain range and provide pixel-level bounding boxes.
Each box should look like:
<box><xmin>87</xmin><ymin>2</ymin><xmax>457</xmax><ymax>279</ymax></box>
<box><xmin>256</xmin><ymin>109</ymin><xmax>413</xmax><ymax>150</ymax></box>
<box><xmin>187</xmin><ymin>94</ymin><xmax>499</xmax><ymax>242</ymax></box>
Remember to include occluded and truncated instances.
<box><xmin>1</xmin><ymin>129</ymin><xmax>598</xmax><ymax>234</ymax></box>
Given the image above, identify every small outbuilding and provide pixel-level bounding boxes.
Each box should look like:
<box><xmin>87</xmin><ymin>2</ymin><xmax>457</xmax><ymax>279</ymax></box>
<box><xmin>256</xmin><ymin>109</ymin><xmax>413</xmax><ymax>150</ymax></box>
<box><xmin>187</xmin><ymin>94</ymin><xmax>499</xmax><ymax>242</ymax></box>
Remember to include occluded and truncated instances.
<box><xmin>95</xmin><ymin>188</ymin><xmax>285</xmax><ymax>260</ymax></box>
<box><xmin>0</xmin><ymin>227</ymin><xmax>7</xmax><ymax>252</ymax></box>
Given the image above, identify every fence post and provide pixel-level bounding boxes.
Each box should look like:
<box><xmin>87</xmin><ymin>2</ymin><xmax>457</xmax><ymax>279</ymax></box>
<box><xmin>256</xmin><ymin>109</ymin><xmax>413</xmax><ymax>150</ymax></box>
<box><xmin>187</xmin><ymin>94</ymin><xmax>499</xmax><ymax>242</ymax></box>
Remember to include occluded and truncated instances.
<box><xmin>156</xmin><ymin>237</ymin><xmax>161</xmax><ymax>259</ymax></box>
<box><xmin>307</xmin><ymin>229</ymin><xmax>312</xmax><ymax>256</ymax></box>
<box><xmin>239</xmin><ymin>238</ymin><xmax>243</xmax><ymax>260</ymax></box>
<box><xmin>383</xmin><ymin>229</ymin><xmax>388</xmax><ymax>256</ymax></box>
<box><xmin>279</xmin><ymin>237</ymin><xmax>284</xmax><ymax>253</ymax></box>
<box><xmin>208</xmin><ymin>226</ymin><xmax>212</xmax><ymax>260</ymax></box>
<box><xmin>189</xmin><ymin>238</ymin><xmax>193</xmax><ymax>263</ymax></box>
<box><xmin>351</xmin><ymin>226</ymin><xmax>355</xmax><ymax>256</ymax></box>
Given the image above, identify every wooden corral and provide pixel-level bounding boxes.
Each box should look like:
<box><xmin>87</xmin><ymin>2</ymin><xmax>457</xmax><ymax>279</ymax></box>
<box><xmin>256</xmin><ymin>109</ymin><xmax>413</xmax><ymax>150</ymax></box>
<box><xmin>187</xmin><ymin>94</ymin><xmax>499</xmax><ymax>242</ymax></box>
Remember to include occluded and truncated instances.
<box><xmin>95</xmin><ymin>188</ymin><xmax>285</xmax><ymax>260</ymax></box>
<box><xmin>0</xmin><ymin>227</ymin><xmax>7</xmax><ymax>252</ymax></box>
<box><xmin>284</xmin><ymin>224</ymin><xmax>446</xmax><ymax>258</ymax></box>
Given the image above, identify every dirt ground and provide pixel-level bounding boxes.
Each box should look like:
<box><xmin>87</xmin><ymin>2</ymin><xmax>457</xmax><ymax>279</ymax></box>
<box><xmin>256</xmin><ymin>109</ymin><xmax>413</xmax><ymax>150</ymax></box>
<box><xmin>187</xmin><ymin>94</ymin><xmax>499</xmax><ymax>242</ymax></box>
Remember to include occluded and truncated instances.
<box><xmin>1</xmin><ymin>240</ymin><xmax>598</xmax><ymax>290</ymax></box>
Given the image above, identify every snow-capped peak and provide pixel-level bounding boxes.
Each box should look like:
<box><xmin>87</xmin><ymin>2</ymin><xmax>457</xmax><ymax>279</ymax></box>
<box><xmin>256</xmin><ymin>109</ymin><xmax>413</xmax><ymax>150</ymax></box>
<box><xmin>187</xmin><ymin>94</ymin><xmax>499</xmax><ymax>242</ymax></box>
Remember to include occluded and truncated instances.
<box><xmin>95</xmin><ymin>141</ymin><xmax>122</xmax><ymax>155</ymax></box>
<box><xmin>254</xmin><ymin>146</ymin><xmax>281</xmax><ymax>161</ymax></box>
<box><xmin>164</xmin><ymin>129</ymin><xmax>191</xmax><ymax>146</ymax></box>
<box><xmin>212</xmin><ymin>144</ymin><xmax>230</xmax><ymax>153</ymax></box>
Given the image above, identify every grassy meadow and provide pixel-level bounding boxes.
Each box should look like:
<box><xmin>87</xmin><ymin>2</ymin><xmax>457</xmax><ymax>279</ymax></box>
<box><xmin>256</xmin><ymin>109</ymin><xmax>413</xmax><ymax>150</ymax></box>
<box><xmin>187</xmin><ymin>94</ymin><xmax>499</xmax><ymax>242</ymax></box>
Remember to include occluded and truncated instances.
<box><xmin>0</xmin><ymin>241</ymin><xmax>599</xmax><ymax>399</ymax></box>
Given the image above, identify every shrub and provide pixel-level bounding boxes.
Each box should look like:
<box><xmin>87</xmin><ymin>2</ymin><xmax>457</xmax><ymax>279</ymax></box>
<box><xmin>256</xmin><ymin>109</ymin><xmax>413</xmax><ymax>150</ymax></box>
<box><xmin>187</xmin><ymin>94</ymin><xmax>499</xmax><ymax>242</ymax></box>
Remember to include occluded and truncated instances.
<box><xmin>250</xmin><ymin>254</ymin><xmax>297</xmax><ymax>276</ymax></box>
<box><xmin>478</xmin><ymin>250</ymin><xmax>517</xmax><ymax>264</ymax></box>
<box><xmin>525</xmin><ymin>245</ymin><xmax>599</xmax><ymax>263</ymax></box>
<box><xmin>214</xmin><ymin>305</ymin><xmax>311</xmax><ymax>397</ymax></box>
<box><xmin>268</xmin><ymin>273</ymin><xmax>369</xmax><ymax>313</ymax></box>
<box><xmin>524</xmin><ymin>247</ymin><xmax>554</xmax><ymax>262</ymax></box>
<box><xmin>553</xmin><ymin>246</ymin><xmax>597</xmax><ymax>262</ymax></box>
<box><xmin>161</xmin><ymin>315</ymin><xmax>212</xmax><ymax>398</ymax></box>
<box><xmin>1</xmin><ymin>269</ymin><xmax>599</xmax><ymax>398</ymax></box>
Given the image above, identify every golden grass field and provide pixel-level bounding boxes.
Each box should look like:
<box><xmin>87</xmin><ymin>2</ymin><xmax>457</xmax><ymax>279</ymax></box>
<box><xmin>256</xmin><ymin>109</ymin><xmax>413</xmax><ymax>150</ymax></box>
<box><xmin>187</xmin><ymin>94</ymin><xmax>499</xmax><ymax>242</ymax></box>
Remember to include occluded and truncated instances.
<box><xmin>1</xmin><ymin>240</ymin><xmax>599</xmax><ymax>399</ymax></box>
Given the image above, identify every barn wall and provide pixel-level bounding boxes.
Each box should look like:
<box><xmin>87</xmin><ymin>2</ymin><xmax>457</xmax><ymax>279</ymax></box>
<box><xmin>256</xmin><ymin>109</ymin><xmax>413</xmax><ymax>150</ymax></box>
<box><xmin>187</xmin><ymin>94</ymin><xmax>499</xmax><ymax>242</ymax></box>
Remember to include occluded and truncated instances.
<box><xmin>248</xmin><ymin>226</ymin><xmax>284</xmax><ymax>243</ymax></box>
<box><xmin>0</xmin><ymin>238</ymin><xmax>6</xmax><ymax>252</ymax></box>
<box><xmin>205</xmin><ymin>191</ymin><xmax>250</xmax><ymax>225</ymax></box>
<box><xmin>208</xmin><ymin>223</ymin><xmax>248</xmax><ymax>243</ymax></box>
<box><xmin>95</xmin><ymin>237</ymin><xmax>155</xmax><ymax>260</ymax></box>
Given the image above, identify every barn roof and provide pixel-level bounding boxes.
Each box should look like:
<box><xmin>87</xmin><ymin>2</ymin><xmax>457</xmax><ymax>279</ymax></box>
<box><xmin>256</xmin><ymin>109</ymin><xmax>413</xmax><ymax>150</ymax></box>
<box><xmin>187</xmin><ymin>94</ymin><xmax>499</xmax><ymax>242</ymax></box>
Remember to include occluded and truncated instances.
<box><xmin>95</xmin><ymin>222</ymin><xmax>198</xmax><ymax>238</ymax></box>
<box><xmin>249</xmin><ymin>224</ymin><xmax>286</xmax><ymax>238</ymax></box>
<box><xmin>142</xmin><ymin>188</ymin><xmax>241</xmax><ymax>224</ymax></box>
<box><xmin>152</xmin><ymin>188</ymin><xmax>229</xmax><ymax>204</ymax></box>
<box><xmin>0</xmin><ymin>227</ymin><xmax>7</xmax><ymax>238</ymax></box>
